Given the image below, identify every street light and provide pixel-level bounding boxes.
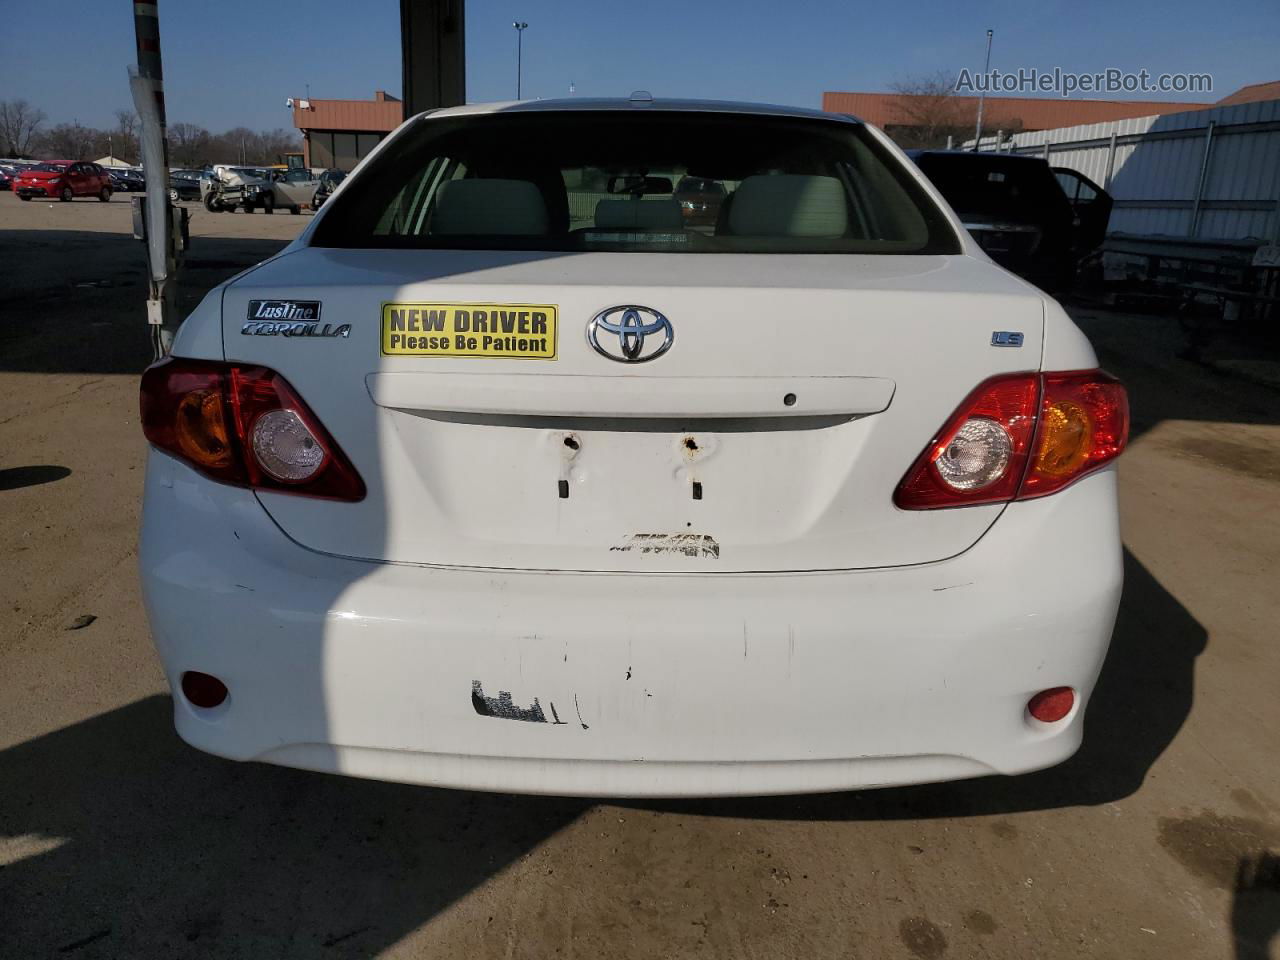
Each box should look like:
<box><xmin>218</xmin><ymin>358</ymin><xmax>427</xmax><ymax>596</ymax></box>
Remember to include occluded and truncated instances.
<box><xmin>973</xmin><ymin>29</ymin><xmax>993</xmax><ymax>151</ymax></box>
<box><xmin>513</xmin><ymin>22</ymin><xmax>528</xmax><ymax>100</ymax></box>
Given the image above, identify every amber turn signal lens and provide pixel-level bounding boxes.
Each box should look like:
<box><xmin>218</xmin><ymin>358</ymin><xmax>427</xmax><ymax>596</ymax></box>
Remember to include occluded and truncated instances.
<box><xmin>174</xmin><ymin>389</ymin><xmax>233</xmax><ymax>469</ymax></box>
<box><xmin>1034</xmin><ymin>399</ymin><xmax>1093</xmax><ymax>478</ymax></box>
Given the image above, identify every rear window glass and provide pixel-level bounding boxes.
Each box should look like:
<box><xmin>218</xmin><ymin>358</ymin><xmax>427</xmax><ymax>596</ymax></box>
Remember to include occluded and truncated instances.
<box><xmin>311</xmin><ymin>111</ymin><xmax>960</xmax><ymax>255</ymax></box>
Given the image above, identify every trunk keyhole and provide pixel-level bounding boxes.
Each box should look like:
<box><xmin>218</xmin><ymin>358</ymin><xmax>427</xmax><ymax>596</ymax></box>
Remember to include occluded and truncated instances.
<box><xmin>783</xmin><ymin>392</ymin><xmax>797</xmax><ymax>407</ymax></box>
<box><xmin>684</xmin><ymin>437</ymin><xmax>699</xmax><ymax>452</ymax></box>
<box><xmin>563</xmin><ymin>436</ymin><xmax>580</xmax><ymax>451</ymax></box>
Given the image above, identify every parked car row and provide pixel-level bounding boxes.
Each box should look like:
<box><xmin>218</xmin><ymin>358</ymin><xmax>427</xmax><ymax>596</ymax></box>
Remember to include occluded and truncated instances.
<box><xmin>2</xmin><ymin>157</ymin><xmax>347</xmax><ymax>215</ymax></box>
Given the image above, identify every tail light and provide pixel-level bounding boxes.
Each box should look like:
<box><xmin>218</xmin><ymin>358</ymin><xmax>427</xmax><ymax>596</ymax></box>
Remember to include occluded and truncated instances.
<box><xmin>140</xmin><ymin>358</ymin><xmax>365</xmax><ymax>501</ymax></box>
<box><xmin>895</xmin><ymin>370</ymin><xmax>1127</xmax><ymax>509</ymax></box>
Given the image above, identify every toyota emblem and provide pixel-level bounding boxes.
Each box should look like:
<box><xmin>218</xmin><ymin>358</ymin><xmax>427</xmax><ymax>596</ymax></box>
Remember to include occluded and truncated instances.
<box><xmin>586</xmin><ymin>306</ymin><xmax>674</xmax><ymax>363</ymax></box>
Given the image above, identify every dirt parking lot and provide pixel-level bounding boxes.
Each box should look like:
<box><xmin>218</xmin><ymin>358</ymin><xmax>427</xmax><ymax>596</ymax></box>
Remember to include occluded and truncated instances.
<box><xmin>1</xmin><ymin>190</ymin><xmax>1278</xmax><ymax>959</ymax></box>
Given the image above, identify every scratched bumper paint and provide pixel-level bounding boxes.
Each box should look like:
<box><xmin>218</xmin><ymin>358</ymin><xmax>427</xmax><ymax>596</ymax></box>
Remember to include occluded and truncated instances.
<box><xmin>141</xmin><ymin>452</ymin><xmax>1122</xmax><ymax>797</ymax></box>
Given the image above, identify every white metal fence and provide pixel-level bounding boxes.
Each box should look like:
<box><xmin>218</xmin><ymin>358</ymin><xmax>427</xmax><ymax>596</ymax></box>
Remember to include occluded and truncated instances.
<box><xmin>962</xmin><ymin>98</ymin><xmax>1280</xmax><ymax>243</ymax></box>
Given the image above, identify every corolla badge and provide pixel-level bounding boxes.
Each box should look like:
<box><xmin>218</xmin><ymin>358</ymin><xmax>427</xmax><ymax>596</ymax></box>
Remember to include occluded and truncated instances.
<box><xmin>587</xmin><ymin>306</ymin><xmax>674</xmax><ymax>363</ymax></box>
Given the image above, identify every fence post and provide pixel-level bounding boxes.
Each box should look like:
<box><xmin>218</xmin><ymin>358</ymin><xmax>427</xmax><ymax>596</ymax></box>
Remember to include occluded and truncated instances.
<box><xmin>1103</xmin><ymin>132</ymin><xmax>1118</xmax><ymax>190</ymax></box>
<box><xmin>1189</xmin><ymin>120</ymin><xmax>1216</xmax><ymax>238</ymax></box>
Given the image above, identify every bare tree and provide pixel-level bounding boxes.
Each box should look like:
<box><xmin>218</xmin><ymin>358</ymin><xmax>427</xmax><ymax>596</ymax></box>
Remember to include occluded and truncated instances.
<box><xmin>254</xmin><ymin>127</ymin><xmax>303</xmax><ymax>164</ymax></box>
<box><xmin>0</xmin><ymin>99</ymin><xmax>48</xmax><ymax>157</ymax></box>
<box><xmin>112</xmin><ymin>109</ymin><xmax>140</xmax><ymax>163</ymax></box>
<box><xmin>6</xmin><ymin>105</ymin><xmax>301</xmax><ymax>167</ymax></box>
<box><xmin>209</xmin><ymin>127</ymin><xmax>257</xmax><ymax>165</ymax></box>
<box><xmin>202</xmin><ymin>126</ymin><xmax>301</xmax><ymax>165</ymax></box>
<box><xmin>885</xmin><ymin>72</ymin><xmax>970</xmax><ymax>149</ymax></box>
<box><xmin>38</xmin><ymin>122</ymin><xmax>99</xmax><ymax>160</ymax></box>
<box><xmin>168</xmin><ymin>122</ymin><xmax>211</xmax><ymax>167</ymax></box>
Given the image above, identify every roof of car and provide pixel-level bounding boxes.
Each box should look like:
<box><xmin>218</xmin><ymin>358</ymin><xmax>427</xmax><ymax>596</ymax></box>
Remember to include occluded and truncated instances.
<box><xmin>907</xmin><ymin>149</ymin><xmax>1048</xmax><ymax>164</ymax></box>
<box><xmin>418</xmin><ymin>97</ymin><xmax>861</xmax><ymax>125</ymax></box>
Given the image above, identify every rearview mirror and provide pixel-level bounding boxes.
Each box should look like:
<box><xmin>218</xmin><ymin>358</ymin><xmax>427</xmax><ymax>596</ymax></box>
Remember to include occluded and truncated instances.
<box><xmin>607</xmin><ymin>175</ymin><xmax>674</xmax><ymax>196</ymax></box>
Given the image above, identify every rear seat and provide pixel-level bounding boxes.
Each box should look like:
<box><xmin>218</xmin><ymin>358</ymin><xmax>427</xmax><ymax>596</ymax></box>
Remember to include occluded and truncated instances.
<box><xmin>431</xmin><ymin>178</ymin><xmax>549</xmax><ymax>235</ymax></box>
<box><xmin>594</xmin><ymin>198</ymin><xmax>684</xmax><ymax>230</ymax></box>
<box><xmin>724</xmin><ymin>174</ymin><xmax>849</xmax><ymax>237</ymax></box>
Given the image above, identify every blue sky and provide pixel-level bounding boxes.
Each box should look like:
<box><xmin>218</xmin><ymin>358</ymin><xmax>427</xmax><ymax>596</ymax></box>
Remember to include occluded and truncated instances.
<box><xmin>1</xmin><ymin>0</ymin><xmax>1276</xmax><ymax>133</ymax></box>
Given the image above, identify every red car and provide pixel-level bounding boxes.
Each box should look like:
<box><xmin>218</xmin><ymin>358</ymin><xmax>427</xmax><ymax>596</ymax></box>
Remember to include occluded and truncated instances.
<box><xmin>13</xmin><ymin>161</ymin><xmax>113</xmax><ymax>202</ymax></box>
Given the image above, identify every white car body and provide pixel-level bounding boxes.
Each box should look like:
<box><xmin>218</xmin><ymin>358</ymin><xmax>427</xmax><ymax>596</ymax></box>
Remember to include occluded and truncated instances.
<box><xmin>140</xmin><ymin>99</ymin><xmax>1124</xmax><ymax>797</ymax></box>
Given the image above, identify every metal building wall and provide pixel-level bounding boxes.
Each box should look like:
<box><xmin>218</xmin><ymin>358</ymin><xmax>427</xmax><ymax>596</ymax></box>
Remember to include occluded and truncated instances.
<box><xmin>964</xmin><ymin>99</ymin><xmax>1280</xmax><ymax>242</ymax></box>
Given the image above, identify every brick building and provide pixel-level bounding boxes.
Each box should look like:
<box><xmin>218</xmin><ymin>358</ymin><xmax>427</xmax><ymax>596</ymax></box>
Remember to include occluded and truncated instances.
<box><xmin>291</xmin><ymin>90</ymin><xmax>405</xmax><ymax>171</ymax></box>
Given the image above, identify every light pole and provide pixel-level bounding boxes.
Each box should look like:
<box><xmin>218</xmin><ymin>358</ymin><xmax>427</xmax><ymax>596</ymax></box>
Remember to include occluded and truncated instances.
<box><xmin>513</xmin><ymin>22</ymin><xmax>528</xmax><ymax>99</ymax></box>
<box><xmin>973</xmin><ymin>29</ymin><xmax>993</xmax><ymax>151</ymax></box>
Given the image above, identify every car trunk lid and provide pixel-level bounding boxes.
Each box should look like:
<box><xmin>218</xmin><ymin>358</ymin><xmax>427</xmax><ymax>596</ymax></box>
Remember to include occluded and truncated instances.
<box><xmin>222</xmin><ymin>247</ymin><xmax>1044</xmax><ymax>573</ymax></box>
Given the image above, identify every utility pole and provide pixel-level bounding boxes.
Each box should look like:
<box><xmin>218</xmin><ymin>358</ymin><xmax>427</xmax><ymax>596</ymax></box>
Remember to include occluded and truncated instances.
<box><xmin>130</xmin><ymin>0</ymin><xmax>181</xmax><ymax>358</ymax></box>
<box><xmin>973</xmin><ymin>29</ymin><xmax>993</xmax><ymax>151</ymax></box>
<box><xmin>513</xmin><ymin>21</ymin><xmax>528</xmax><ymax>99</ymax></box>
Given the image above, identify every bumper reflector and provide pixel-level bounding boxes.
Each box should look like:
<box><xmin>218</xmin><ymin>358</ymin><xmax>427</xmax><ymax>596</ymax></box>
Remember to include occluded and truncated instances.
<box><xmin>1027</xmin><ymin>686</ymin><xmax>1075</xmax><ymax>723</ymax></box>
<box><xmin>181</xmin><ymin>671</ymin><xmax>229</xmax><ymax>709</ymax></box>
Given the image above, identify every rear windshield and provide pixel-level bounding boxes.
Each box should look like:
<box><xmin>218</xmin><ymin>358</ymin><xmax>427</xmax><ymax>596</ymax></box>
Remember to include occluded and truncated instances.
<box><xmin>311</xmin><ymin>111</ymin><xmax>960</xmax><ymax>254</ymax></box>
<box><xmin>913</xmin><ymin>154</ymin><xmax>1071</xmax><ymax>222</ymax></box>
<box><xmin>33</xmin><ymin>163</ymin><xmax>67</xmax><ymax>173</ymax></box>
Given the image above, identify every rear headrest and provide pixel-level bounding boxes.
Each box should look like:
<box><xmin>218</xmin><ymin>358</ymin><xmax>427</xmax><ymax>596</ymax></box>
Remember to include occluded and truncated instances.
<box><xmin>432</xmin><ymin>178</ymin><xmax>548</xmax><ymax>235</ymax></box>
<box><xmin>594</xmin><ymin>198</ymin><xmax>684</xmax><ymax>230</ymax></box>
<box><xmin>727</xmin><ymin>175</ymin><xmax>848</xmax><ymax>238</ymax></box>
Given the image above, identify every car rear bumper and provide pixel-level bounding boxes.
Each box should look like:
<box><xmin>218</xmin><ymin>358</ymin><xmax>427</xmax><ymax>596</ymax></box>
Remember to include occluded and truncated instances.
<box><xmin>140</xmin><ymin>451</ymin><xmax>1123</xmax><ymax>797</ymax></box>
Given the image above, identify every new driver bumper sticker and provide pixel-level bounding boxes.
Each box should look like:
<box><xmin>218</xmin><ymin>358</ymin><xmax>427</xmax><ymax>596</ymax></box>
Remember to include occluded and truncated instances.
<box><xmin>381</xmin><ymin>303</ymin><xmax>558</xmax><ymax>359</ymax></box>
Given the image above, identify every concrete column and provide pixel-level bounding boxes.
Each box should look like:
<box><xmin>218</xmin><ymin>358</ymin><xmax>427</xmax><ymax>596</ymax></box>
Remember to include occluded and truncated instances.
<box><xmin>401</xmin><ymin>0</ymin><xmax>466</xmax><ymax>115</ymax></box>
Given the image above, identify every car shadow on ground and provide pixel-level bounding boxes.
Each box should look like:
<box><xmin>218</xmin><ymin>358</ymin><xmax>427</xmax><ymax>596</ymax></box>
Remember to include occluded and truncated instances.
<box><xmin>1233</xmin><ymin>853</ymin><xmax>1280</xmax><ymax>960</ymax></box>
<box><xmin>0</xmin><ymin>698</ymin><xmax>590</xmax><ymax>958</ymax></box>
<box><xmin>0</xmin><ymin>549</ymin><xmax>1202</xmax><ymax>958</ymax></box>
<box><xmin>0</xmin><ymin>230</ymin><xmax>290</xmax><ymax>375</ymax></box>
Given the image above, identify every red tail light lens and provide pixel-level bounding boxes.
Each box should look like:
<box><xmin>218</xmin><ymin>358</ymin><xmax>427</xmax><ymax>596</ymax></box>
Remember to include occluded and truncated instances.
<box><xmin>140</xmin><ymin>358</ymin><xmax>365</xmax><ymax>501</ymax></box>
<box><xmin>894</xmin><ymin>373</ymin><xmax>1041</xmax><ymax>509</ymax></box>
<box><xmin>895</xmin><ymin>370</ymin><xmax>1127</xmax><ymax>509</ymax></box>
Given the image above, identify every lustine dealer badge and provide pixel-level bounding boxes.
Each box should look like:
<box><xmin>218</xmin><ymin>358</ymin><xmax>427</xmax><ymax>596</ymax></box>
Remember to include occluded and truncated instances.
<box><xmin>381</xmin><ymin>303</ymin><xmax>558</xmax><ymax>359</ymax></box>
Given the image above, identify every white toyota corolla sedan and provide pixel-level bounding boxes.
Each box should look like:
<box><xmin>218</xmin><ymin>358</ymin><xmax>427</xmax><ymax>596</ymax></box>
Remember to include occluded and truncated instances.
<box><xmin>139</xmin><ymin>97</ymin><xmax>1128</xmax><ymax>797</ymax></box>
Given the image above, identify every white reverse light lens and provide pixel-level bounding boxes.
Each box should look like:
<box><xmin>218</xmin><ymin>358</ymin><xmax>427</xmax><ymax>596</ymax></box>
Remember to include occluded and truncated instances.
<box><xmin>934</xmin><ymin>417</ymin><xmax>1012</xmax><ymax>491</ymax></box>
<box><xmin>251</xmin><ymin>409</ymin><xmax>324</xmax><ymax>481</ymax></box>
